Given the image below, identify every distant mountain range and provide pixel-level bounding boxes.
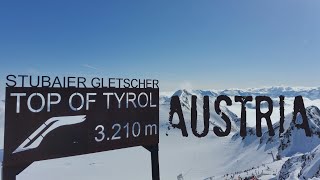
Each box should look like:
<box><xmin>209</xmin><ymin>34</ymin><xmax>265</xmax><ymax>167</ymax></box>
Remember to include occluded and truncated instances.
<box><xmin>161</xmin><ymin>86</ymin><xmax>320</xmax><ymax>101</ymax></box>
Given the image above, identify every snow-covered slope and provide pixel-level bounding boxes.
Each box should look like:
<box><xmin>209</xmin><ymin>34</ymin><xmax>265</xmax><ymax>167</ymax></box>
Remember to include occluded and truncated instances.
<box><xmin>278</xmin><ymin>145</ymin><xmax>320</xmax><ymax>180</ymax></box>
<box><xmin>278</xmin><ymin>106</ymin><xmax>320</xmax><ymax>157</ymax></box>
<box><xmin>231</xmin><ymin>105</ymin><xmax>320</xmax><ymax>158</ymax></box>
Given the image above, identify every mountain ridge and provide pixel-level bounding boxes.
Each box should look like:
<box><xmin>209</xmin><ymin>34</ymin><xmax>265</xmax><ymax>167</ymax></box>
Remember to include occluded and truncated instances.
<box><xmin>161</xmin><ymin>86</ymin><xmax>320</xmax><ymax>100</ymax></box>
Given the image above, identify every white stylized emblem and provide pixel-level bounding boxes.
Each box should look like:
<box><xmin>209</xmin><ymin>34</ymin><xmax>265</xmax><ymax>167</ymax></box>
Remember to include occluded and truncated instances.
<box><xmin>13</xmin><ymin>115</ymin><xmax>86</xmax><ymax>154</ymax></box>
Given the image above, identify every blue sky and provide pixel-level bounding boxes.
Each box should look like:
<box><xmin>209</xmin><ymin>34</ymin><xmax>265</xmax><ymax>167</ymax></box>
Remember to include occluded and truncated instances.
<box><xmin>0</xmin><ymin>0</ymin><xmax>319</xmax><ymax>91</ymax></box>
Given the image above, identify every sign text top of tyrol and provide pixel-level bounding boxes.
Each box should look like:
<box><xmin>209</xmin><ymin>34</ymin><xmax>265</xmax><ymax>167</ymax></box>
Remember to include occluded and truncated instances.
<box><xmin>3</xmin><ymin>75</ymin><xmax>159</xmax><ymax>168</ymax></box>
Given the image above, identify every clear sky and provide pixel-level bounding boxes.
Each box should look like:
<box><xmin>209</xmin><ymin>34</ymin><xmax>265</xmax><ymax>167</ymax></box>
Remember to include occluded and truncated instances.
<box><xmin>0</xmin><ymin>0</ymin><xmax>319</xmax><ymax>91</ymax></box>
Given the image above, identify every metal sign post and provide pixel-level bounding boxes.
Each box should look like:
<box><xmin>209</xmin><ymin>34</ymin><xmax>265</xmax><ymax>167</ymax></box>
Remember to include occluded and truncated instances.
<box><xmin>144</xmin><ymin>145</ymin><xmax>160</xmax><ymax>180</ymax></box>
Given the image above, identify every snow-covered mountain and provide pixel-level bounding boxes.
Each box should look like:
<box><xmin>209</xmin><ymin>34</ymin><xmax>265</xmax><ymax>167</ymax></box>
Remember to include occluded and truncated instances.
<box><xmin>162</xmin><ymin>88</ymin><xmax>320</xmax><ymax>179</ymax></box>
<box><xmin>278</xmin><ymin>106</ymin><xmax>320</xmax><ymax>157</ymax></box>
<box><xmin>231</xmin><ymin>106</ymin><xmax>320</xmax><ymax>156</ymax></box>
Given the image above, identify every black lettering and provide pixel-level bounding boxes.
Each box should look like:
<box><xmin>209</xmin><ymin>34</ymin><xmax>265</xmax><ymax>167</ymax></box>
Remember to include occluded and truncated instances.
<box><xmin>169</xmin><ymin>96</ymin><xmax>188</xmax><ymax>137</ymax></box>
<box><xmin>256</xmin><ymin>96</ymin><xmax>274</xmax><ymax>137</ymax></box>
<box><xmin>214</xmin><ymin>95</ymin><xmax>232</xmax><ymax>137</ymax></box>
<box><xmin>235</xmin><ymin>96</ymin><xmax>253</xmax><ymax>137</ymax></box>
<box><xmin>18</xmin><ymin>75</ymin><xmax>28</xmax><ymax>87</ymax></box>
<box><xmin>279</xmin><ymin>95</ymin><xmax>285</xmax><ymax>137</ymax></box>
<box><xmin>67</xmin><ymin>77</ymin><xmax>76</xmax><ymax>88</ymax></box>
<box><xmin>29</xmin><ymin>76</ymin><xmax>40</xmax><ymax>87</ymax></box>
<box><xmin>146</xmin><ymin>79</ymin><xmax>152</xmax><ymax>88</ymax></box>
<box><xmin>6</xmin><ymin>75</ymin><xmax>16</xmax><ymax>87</ymax></box>
<box><xmin>139</xmin><ymin>79</ymin><xmax>146</xmax><ymax>88</ymax></box>
<box><xmin>191</xmin><ymin>95</ymin><xmax>209</xmax><ymax>138</ymax></box>
<box><xmin>292</xmin><ymin>96</ymin><xmax>311</xmax><ymax>137</ymax></box>
<box><xmin>153</xmin><ymin>79</ymin><xmax>159</xmax><ymax>88</ymax></box>
<box><xmin>91</xmin><ymin>77</ymin><xmax>100</xmax><ymax>88</ymax></box>
<box><xmin>116</xmin><ymin>78</ymin><xmax>123</xmax><ymax>88</ymax></box>
<box><xmin>131</xmin><ymin>79</ymin><xmax>138</xmax><ymax>88</ymax></box>
<box><xmin>78</xmin><ymin>77</ymin><xmax>86</xmax><ymax>88</ymax></box>
<box><xmin>109</xmin><ymin>78</ymin><xmax>115</xmax><ymax>88</ymax></box>
<box><xmin>52</xmin><ymin>76</ymin><xmax>62</xmax><ymax>88</ymax></box>
<box><xmin>123</xmin><ymin>78</ymin><xmax>130</xmax><ymax>88</ymax></box>
<box><xmin>42</xmin><ymin>76</ymin><xmax>51</xmax><ymax>87</ymax></box>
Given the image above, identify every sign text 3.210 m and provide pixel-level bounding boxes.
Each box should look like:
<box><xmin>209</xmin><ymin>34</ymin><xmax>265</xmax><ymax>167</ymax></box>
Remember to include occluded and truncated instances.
<box><xmin>94</xmin><ymin>122</ymin><xmax>158</xmax><ymax>142</ymax></box>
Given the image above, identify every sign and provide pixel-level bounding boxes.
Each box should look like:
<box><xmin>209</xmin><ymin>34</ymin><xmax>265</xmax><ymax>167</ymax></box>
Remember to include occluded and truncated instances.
<box><xmin>3</xmin><ymin>86</ymin><xmax>159</xmax><ymax>179</ymax></box>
